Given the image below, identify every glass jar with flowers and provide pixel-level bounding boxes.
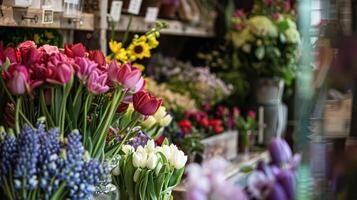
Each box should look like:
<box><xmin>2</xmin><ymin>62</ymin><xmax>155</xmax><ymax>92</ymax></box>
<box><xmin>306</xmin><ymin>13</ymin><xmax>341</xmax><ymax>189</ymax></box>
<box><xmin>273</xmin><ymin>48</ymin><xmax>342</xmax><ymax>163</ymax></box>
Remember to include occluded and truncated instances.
<box><xmin>235</xmin><ymin>110</ymin><xmax>258</xmax><ymax>154</ymax></box>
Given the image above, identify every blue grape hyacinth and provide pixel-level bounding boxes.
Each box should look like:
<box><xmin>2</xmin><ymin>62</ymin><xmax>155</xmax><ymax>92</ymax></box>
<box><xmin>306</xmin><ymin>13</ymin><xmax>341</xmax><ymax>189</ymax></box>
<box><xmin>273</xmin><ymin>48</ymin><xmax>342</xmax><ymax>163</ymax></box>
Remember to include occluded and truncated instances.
<box><xmin>0</xmin><ymin>122</ymin><xmax>105</xmax><ymax>200</ymax></box>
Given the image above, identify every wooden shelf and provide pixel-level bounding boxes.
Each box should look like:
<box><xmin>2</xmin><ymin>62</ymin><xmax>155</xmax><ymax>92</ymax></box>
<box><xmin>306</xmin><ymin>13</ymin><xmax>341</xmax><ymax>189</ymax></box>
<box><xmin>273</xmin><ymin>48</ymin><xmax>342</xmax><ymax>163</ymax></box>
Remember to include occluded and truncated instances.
<box><xmin>0</xmin><ymin>6</ymin><xmax>94</xmax><ymax>31</ymax></box>
<box><xmin>108</xmin><ymin>14</ymin><xmax>215</xmax><ymax>38</ymax></box>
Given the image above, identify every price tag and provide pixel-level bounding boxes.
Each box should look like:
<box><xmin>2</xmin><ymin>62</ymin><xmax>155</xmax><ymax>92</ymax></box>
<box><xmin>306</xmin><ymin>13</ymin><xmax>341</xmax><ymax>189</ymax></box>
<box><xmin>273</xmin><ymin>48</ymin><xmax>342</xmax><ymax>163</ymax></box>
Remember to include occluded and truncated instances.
<box><xmin>127</xmin><ymin>0</ymin><xmax>142</xmax><ymax>15</ymax></box>
<box><xmin>144</xmin><ymin>7</ymin><xmax>159</xmax><ymax>23</ymax></box>
<box><xmin>42</xmin><ymin>6</ymin><xmax>54</xmax><ymax>24</ymax></box>
<box><xmin>110</xmin><ymin>1</ymin><xmax>123</xmax><ymax>22</ymax></box>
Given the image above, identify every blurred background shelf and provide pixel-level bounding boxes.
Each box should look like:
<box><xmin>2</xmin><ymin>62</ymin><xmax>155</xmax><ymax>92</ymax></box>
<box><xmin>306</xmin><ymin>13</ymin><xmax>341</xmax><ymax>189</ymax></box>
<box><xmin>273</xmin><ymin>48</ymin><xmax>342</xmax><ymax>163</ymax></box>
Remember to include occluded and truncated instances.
<box><xmin>0</xmin><ymin>6</ymin><xmax>95</xmax><ymax>31</ymax></box>
<box><xmin>107</xmin><ymin>14</ymin><xmax>215</xmax><ymax>38</ymax></box>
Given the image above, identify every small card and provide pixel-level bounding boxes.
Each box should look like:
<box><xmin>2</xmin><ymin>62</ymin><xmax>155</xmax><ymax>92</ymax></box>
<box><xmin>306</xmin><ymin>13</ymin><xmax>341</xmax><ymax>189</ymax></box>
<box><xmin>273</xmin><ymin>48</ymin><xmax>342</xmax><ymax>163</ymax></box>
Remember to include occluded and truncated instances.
<box><xmin>42</xmin><ymin>6</ymin><xmax>54</xmax><ymax>24</ymax></box>
<box><xmin>127</xmin><ymin>0</ymin><xmax>142</xmax><ymax>15</ymax></box>
<box><xmin>144</xmin><ymin>7</ymin><xmax>159</xmax><ymax>23</ymax></box>
<box><xmin>64</xmin><ymin>0</ymin><xmax>79</xmax><ymax>4</ymax></box>
<box><xmin>15</xmin><ymin>0</ymin><xmax>32</xmax><ymax>7</ymax></box>
<box><xmin>110</xmin><ymin>1</ymin><xmax>123</xmax><ymax>22</ymax></box>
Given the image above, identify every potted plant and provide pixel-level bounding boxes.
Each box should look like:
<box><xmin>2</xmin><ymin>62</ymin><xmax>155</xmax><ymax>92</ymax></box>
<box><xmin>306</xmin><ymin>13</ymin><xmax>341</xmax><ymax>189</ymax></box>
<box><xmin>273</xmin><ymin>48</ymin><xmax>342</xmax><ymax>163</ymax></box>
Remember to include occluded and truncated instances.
<box><xmin>227</xmin><ymin>0</ymin><xmax>300</xmax><ymax>104</ymax></box>
<box><xmin>235</xmin><ymin>110</ymin><xmax>258</xmax><ymax>154</ymax></box>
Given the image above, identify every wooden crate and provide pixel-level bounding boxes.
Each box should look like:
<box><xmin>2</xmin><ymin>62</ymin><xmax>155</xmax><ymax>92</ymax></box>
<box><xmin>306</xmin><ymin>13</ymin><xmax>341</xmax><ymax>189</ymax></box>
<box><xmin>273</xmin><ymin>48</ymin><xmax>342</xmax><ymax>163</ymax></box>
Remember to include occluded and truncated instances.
<box><xmin>201</xmin><ymin>131</ymin><xmax>238</xmax><ymax>161</ymax></box>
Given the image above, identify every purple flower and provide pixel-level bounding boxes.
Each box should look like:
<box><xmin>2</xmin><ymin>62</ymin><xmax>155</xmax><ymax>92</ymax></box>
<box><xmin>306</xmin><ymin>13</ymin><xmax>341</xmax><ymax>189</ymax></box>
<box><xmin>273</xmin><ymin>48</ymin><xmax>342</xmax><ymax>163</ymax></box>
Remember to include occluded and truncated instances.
<box><xmin>0</xmin><ymin>134</ymin><xmax>17</xmax><ymax>181</ymax></box>
<box><xmin>268</xmin><ymin>138</ymin><xmax>292</xmax><ymax>166</ymax></box>
<box><xmin>87</xmin><ymin>70</ymin><xmax>109</xmax><ymax>95</ymax></box>
<box><xmin>127</xmin><ymin>131</ymin><xmax>150</xmax><ymax>149</ymax></box>
<box><xmin>268</xmin><ymin>182</ymin><xmax>288</xmax><ymax>200</ymax></box>
<box><xmin>276</xmin><ymin>170</ymin><xmax>296</xmax><ymax>200</ymax></box>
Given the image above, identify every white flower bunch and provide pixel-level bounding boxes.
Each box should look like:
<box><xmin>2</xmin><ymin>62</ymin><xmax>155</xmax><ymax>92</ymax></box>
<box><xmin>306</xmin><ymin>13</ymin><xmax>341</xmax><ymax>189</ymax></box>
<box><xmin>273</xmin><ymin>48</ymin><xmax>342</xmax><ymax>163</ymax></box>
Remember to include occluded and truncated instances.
<box><xmin>112</xmin><ymin>140</ymin><xmax>187</xmax><ymax>200</ymax></box>
<box><xmin>141</xmin><ymin>106</ymin><xmax>173</xmax><ymax>138</ymax></box>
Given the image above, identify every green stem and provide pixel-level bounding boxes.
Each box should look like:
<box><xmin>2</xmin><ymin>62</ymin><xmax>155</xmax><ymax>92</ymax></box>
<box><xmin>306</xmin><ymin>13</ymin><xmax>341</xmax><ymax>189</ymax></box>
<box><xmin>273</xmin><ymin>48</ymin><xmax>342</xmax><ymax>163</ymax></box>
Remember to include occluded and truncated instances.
<box><xmin>15</xmin><ymin>97</ymin><xmax>21</xmax><ymax>134</ymax></box>
<box><xmin>122</xmin><ymin>15</ymin><xmax>133</xmax><ymax>45</ymax></box>
<box><xmin>83</xmin><ymin>94</ymin><xmax>93</xmax><ymax>147</ymax></box>
<box><xmin>40</xmin><ymin>90</ymin><xmax>55</xmax><ymax>127</ymax></box>
<box><xmin>72</xmin><ymin>83</ymin><xmax>83</xmax><ymax>107</ymax></box>
<box><xmin>50</xmin><ymin>182</ymin><xmax>67</xmax><ymax>200</ymax></box>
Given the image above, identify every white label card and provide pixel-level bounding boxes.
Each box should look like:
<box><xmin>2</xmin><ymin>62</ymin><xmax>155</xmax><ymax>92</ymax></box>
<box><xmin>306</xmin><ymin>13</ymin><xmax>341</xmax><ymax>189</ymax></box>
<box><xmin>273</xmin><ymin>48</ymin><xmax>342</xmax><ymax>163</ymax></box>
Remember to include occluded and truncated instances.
<box><xmin>15</xmin><ymin>0</ymin><xmax>32</xmax><ymax>6</ymax></box>
<box><xmin>110</xmin><ymin>1</ymin><xmax>123</xmax><ymax>22</ymax></box>
<box><xmin>64</xmin><ymin>0</ymin><xmax>79</xmax><ymax>5</ymax></box>
<box><xmin>42</xmin><ymin>7</ymin><xmax>54</xmax><ymax>24</ymax></box>
<box><xmin>127</xmin><ymin>0</ymin><xmax>142</xmax><ymax>15</ymax></box>
<box><xmin>145</xmin><ymin>7</ymin><xmax>159</xmax><ymax>23</ymax></box>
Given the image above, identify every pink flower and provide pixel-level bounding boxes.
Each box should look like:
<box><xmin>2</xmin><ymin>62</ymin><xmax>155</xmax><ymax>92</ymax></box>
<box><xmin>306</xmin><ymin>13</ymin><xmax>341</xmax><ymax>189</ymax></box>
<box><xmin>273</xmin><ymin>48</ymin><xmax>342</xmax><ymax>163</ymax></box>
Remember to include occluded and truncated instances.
<box><xmin>283</xmin><ymin>0</ymin><xmax>291</xmax><ymax>11</ymax></box>
<box><xmin>64</xmin><ymin>43</ymin><xmax>86</xmax><ymax>58</ymax></box>
<box><xmin>234</xmin><ymin>9</ymin><xmax>245</xmax><ymax>18</ymax></box>
<box><xmin>272</xmin><ymin>13</ymin><xmax>281</xmax><ymax>21</ymax></box>
<box><xmin>47</xmin><ymin>53</ymin><xmax>70</xmax><ymax>68</ymax></box>
<box><xmin>108</xmin><ymin>61</ymin><xmax>145</xmax><ymax>92</ymax></box>
<box><xmin>73</xmin><ymin>57</ymin><xmax>97</xmax><ymax>81</ymax></box>
<box><xmin>263</xmin><ymin>0</ymin><xmax>273</xmax><ymax>6</ymax></box>
<box><xmin>5</xmin><ymin>64</ymin><xmax>29</xmax><ymax>95</ymax></box>
<box><xmin>87</xmin><ymin>70</ymin><xmax>109</xmax><ymax>95</ymax></box>
<box><xmin>133</xmin><ymin>91</ymin><xmax>162</xmax><ymax>116</ymax></box>
<box><xmin>22</xmin><ymin>47</ymin><xmax>41</xmax><ymax>66</ymax></box>
<box><xmin>38</xmin><ymin>44</ymin><xmax>59</xmax><ymax>55</ymax></box>
<box><xmin>17</xmin><ymin>40</ymin><xmax>36</xmax><ymax>54</ymax></box>
<box><xmin>47</xmin><ymin>62</ymin><xmax>72</xmax><ymax>85</ymax></box>
<box><xmin>0</xmin><ymin>47</ymin><xmax>19</xmax><ymax>64</ymax></box>
<box><xmin>89</xmin><ymin>50</ymin><xmax>106</xmax><ymax>66</ymax></box>
<box><xmin>29</xmin><ymin>63</ymin><xmax>49</xmax><ymax>87</ymax></box>
<box><xmin>247</xmin><ymin>111</ymin><xmax>256</xmax><ymax>119</ymax></box>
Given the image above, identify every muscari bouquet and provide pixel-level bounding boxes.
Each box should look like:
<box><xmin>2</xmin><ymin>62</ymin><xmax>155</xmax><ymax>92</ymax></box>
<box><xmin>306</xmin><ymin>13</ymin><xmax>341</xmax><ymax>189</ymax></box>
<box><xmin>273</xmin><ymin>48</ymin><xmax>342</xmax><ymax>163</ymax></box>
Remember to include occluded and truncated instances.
<box><xmin>0</xmin><ymin>120</ymin><xmax>104</xmax><ymax>200</ymax></box>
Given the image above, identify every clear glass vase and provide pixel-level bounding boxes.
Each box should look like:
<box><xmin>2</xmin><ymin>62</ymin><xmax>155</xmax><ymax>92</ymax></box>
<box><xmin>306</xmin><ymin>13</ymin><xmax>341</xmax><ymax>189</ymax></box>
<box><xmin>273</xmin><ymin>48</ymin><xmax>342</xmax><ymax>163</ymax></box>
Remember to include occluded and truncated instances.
<box><xmin>91</xmin><ymin>156</ymin><xmax>120</xmax><ymax>200</ymax></box>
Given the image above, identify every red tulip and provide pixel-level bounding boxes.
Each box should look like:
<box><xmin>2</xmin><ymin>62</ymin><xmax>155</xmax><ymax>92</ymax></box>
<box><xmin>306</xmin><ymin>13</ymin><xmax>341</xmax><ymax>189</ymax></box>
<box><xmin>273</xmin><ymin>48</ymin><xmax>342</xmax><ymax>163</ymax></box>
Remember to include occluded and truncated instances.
<box><xmin>5</xmin><ymin>64</ymin><xmax>29</xmax><ymax>95</ymax></box>
<box><xmin>213</xmin><ymin>125</ymin><xmax>224</xmax><ymax>134</ymax></box>
<box><xmin>117</xmin><ymin>102</ymin><xmax>129</xmax><ymax>113</ymax></box>
<box><xmin>216</xmin><ymin>105</ymin><xmax>227</xmax><ymax>118</ymax></box>
<box><xmin>29</xmin><ymin>63</ymin><xmax>49</xmax><ymax>88</ymax></box>
<box><xmin>133</xmin><ymin>91</ymin><xmax>162</xmax><ymax>116</ymax></box>
<box><xmin>198</xmin><ymin>117</ymin><xmax>210</xmax><ymax>128</ymax></box>
<box><xmin>88</xmin><ymin>50</ymin><xmax>106</xmax><ymax>66</ymax></box>
<box><xmin>155</xmin><ymin>135</ymin><xmax>166</xmax><ymax>145</ymax></box>
<box><xmin>64</xmin><ymin>43</ymin><xmax>86</xmax><ymax>58</ymax></box>
<box><xmin>209</xmin><ymin>119</ymin><xmax>222</xmax><ymax>127</ymax></box>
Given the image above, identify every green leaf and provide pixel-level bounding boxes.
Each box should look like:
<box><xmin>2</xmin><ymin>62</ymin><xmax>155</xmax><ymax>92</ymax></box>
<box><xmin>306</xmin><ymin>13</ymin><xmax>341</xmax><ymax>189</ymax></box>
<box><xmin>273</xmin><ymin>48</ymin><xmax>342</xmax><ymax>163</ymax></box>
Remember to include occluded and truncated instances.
<box><xmin>1</xmin><ymin>58</ymin><xmax>10</xmax><ymax>71</ymax></box>
<box><xmin>255</xmin><ymin>47</ymin><xmax>265</xmax><ymax>60</ymax></box>
<box><xmin>147</xmin><ymin>172</ymin><xmax>157</xmax><ymax>200</ymax></box>
<box><xmin>168</xmin><ymin>168</ymin><xmax>185</xmax><ymax>187</ymax></box>
<box><xmin>277</xmin><ymin>20</ymin><xmax>289</xmax><ymax>32</ymax></box>
<box><xmin>162</xmin><ymin>138</ymin><xmax>170</xmax><ymax>146</ymax></box>
<box><xmin>123</xmin><ymin>155</ymin><xmax>135</xmax><ymax>198</ymax></box>
<box><xmin>155</xmin><ymin>173</ymin><xmax>166</xmax><ymax>199</ymax></box>
<box><xmin>139</xmin><ymin>170</ymin><xmax>149</xmax><ymax>200</ymax></box>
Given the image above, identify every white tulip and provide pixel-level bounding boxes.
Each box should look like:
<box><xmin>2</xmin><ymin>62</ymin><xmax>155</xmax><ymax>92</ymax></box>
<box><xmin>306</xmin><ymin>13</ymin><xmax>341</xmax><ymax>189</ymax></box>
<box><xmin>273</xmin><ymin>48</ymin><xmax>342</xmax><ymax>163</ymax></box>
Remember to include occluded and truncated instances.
<box><xmin>146</xmin><ymin>153</ymin><xmax>158</xmax><ymax>170</ymax></box>
<box><xmin>145</xmin><ymin>139</ymin><xmax>156</xmax><ymax>154</ymax></box>
<box><xmin>159</xmin><ymin>115</ymin><xmax>173</xmax><ymax>127</ymax></box>
<box><xmin>112</xmin><ymin>165</ymin><xmax>120</xmax><ymax>176</ymax></box>
<box><xmin>133</xmin><ymin>168</ymin><xmax>141</xmax><ymax>183</ymax></box>
<box><xmin>168</xmin><ymin>145</ymin><xmax>187</xmax><ymax>169</ymax></box>
<box><xmin>155</xmin><ymin>162</ymin><xmax>163</xmax><ymax>175</ymax></box>
<box><xmin>132</xmin><ymin>147</ymin><xmax>147</xmax><ymax>168</ymax></box>
<box><xmin>122</xmin><ymin>145</ymin><xmax>135</xmax><ymax>155</ymax></box>
<box><xmin>142</xmin><ymin>116</ymin><xmax>156</xmax><ymax>129</ymax></box>
<box><xmin>159</xmin><ymin>145</ymin><xmax>172</xmax><ymax>160</ymax></box>
<box><xmin>153</xmin><ymin>106</ymin><xmax>167</xmax><ymax>121</ymax></box>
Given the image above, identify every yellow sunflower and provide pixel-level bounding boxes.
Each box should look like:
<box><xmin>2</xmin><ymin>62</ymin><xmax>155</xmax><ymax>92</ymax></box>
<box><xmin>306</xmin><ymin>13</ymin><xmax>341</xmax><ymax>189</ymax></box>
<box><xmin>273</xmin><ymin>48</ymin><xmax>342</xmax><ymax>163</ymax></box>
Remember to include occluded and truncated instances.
<box><xmin>147</xmin><ymin>34</ymin><xmax>159</xmax><ymax>49</ymax></box>
<box><xmin>132</xmin><ymin>63</ymin><xmax>145</xmax><ymax>71</ymax></box>
<box><xmin>127</xmin><ymin>39</ymin><xmax>151</xmax><ymax>62</ymax></box>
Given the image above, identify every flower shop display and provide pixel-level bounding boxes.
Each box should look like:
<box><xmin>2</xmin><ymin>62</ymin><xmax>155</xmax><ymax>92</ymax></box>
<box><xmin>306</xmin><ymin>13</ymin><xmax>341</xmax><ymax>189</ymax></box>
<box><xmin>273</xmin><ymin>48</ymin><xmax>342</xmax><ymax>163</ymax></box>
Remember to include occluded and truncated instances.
<box><xmin>112</xmin><ymin>140</ymin><xmax>187</xmax><ymax>200</ymax></box>
<box><xmin>0</xmin><ymin>121</ymin><xmax>104</xmax><ymax>200</ymax></box>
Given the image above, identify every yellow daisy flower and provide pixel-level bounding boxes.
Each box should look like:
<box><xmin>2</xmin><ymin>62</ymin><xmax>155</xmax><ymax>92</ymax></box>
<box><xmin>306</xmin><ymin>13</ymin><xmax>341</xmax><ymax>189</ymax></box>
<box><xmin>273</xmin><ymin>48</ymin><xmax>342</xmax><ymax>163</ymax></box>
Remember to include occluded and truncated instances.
<box><xmin>127</xmin><ymin>40</ymin><xmax>151</xmax><ymax>62</ymax></box>
<box><xmin>109</xmin><ymin>40</ymin><xmax>128</xmax><ymax>62</ymax></box>
<box><xmin>147</xmin><ymin>34</ymin><xmax>159</xmax><ymax>49</ymax></box>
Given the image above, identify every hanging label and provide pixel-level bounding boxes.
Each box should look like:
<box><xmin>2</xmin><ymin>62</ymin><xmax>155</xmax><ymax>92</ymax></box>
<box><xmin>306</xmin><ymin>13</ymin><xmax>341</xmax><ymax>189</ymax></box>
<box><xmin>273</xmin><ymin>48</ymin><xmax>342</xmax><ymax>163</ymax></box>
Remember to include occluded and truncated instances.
<box><xmin>15</xmin><ymin>0</ymin><xmax>32</xmax><ymax>7</ymax></box>
<box><xmin>42</xmin><ymin>6</ymin><xmax>54</xmax><ymax>24</ymax></box>
<box><xmin>127</xmin><ymin>0</ymin><xmax>142</xmax><ymax>15</ymax></box>
<box><xmin>64</xmin><ymin>0</ymin><xmax>79</xmax><ymax>5</ymax></box>
<box><xmin>145</xmin><ymin>7</ymin><xmax>159</xmax><ymax>23</ymax></box>
<box><xmin>110</xmin><ymin>1</ymin><xmax>123</xmax><ymax>22</ymax></box>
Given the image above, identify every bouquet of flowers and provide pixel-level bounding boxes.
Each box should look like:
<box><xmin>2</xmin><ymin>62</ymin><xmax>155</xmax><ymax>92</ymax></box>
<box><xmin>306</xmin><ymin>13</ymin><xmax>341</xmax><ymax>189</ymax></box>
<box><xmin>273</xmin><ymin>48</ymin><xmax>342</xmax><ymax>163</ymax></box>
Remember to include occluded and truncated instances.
<box><xmin>0</xmin><ymin>121</ymin><xmax>104</xmax><ymax>200</ymax></box>
<box><xmin>0</xmin><ymin>23</ymin><xmax>166</xmax><ymax>160</ymax></box>
<box><xmin>227</xmin><ymin>0</ymin><xmax>300</xmax><ymax>86</ymax></box>
<box><xmin>234</xmin><ymin>110</ymin><xmax>258</xmax><ymax>152</ymax></box>
<box><xmin>112</xmin><ymin>140</ymin><xmax>187</xmax><ymax>200</ymax></box>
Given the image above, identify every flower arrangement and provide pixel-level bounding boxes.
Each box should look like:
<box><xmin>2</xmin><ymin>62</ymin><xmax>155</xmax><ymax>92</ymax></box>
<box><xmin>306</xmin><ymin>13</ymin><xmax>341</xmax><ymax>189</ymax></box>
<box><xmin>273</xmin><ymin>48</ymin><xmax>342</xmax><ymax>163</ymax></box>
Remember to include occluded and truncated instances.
<box><xmin>111</xmin><ymin>140</ymin><xmax>187</xmax><ymax>200</ymax></box>
<box><xmin>0</xmin><ymin>38</ymin><xmax>164</xmax><ymax>160</ymax></box>
<box><xmin>227</xmin><ymin>0</ymin><xmax>300</xmax><ymax>86</ymax></box>
<box><xmin>235</xmin><ymin>110</ymin><xmax>258</xmax><ymax>152</ymax></box>
<box><xmin>0</xmin><ymin>121</ymin><xmax>104</xmax><ymax>200</ymax></box>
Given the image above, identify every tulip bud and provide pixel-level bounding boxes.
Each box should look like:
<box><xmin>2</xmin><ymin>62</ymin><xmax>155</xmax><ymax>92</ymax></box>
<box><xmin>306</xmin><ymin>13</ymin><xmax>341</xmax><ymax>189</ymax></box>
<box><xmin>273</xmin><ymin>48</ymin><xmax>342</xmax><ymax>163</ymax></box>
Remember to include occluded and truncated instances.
<box><xmin>159</xmin><ymin>115</ymin><xmax>173</xmax><ymax>127</ymax></box>
<box><xmin>145</xmin><ymin>140</ymin><xmax>156</xmax><ymax>154</ymax></box>
<box><xmin>146</xmin><ymin>153</ymin><xmax>158</xmax><ymax>170</ymax></box>
<box><xmin>133</xmin><ymin>168</ymin><xmax>141</xmax><ymax>183</ymax></box>
<box><xmin>112</xmin><ymin>165</ymin><xmax>120</xmax><ymax>176</ymax></box>
<box><xmin>132</xmin><ymin>146</ymin><xmax>147</xmax><ymax>168</ymax></box>
<box><xmin>269</xmin><ymin>138</ymin><xmax>292</xmax><ymax>166</ymax></box>
<box><xmin>6</xmin><ymin>64</ymin><xmax>29</xmax><ymax>95</ymax></box>
<box><xmin>142</xmin><ymin>116</ymin><xmax>156</xmax><ymax>129</ymax></box>
<box><xmin>122</xmin><ymin>145</ymin><xmax>135</xmax><ymax>155</ymax></box>
<box><xmin>153</xmin><ymin>106</ymin><xmax>167</xmax><ymax>121</ymax></box>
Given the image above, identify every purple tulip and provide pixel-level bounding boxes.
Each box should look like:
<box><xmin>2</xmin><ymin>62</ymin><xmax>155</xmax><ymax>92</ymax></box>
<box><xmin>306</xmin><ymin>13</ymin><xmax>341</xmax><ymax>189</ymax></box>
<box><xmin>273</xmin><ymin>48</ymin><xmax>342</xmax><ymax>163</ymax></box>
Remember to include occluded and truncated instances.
<box><xmin>268</xmin><ymin>183</ymin><xmax>288</xmax><ymax>200</ymax></box>
<box><xmin>87</xmin><ymin>70</ymin><xmax>109</xmax><ymax>95</ymax></box>
<box><xmin>276</xmin><ymin>170</ymin><xmax>296</xmax><ymax>200</ymax></box>
<box><xmin>269</xmin><ymin>138</ymin><xmax>292</xmax><ymax>166</ymax></box>
<box><xmin>73</xmin><ymin>57</ymin><xmax>97</xmax><ymax>81</ymax></box>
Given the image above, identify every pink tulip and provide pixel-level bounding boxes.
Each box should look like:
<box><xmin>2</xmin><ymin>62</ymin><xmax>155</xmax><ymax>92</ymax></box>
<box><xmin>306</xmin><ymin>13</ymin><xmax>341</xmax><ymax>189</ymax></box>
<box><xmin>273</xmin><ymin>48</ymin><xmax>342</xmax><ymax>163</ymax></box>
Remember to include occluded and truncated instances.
<box><xmin>22</xmin><ymin>47</ymin><xmax>41</xmax><ymax>66</ymax></box>
<box><xmin>64</xmin><ymin>43</ymin><xmax>86</xmax><ymax>58</ymax></box>
<box><xmin>47</xmin><ymin>62</ymin><xmax>72</xmax><ymax>85</ymax></box>
<box><xmin>47</xmin><ymin>53</ymin><xmax>70</xmax><ymax>68</ymax></box>
<box><xmin>133</xmin><ymin>91</ymin><xmax>162</xmax><ymax>116</ymax></box>
<box><xmin>38</xmin><ymin>44</ymin><xmax>59</xmax><ymax>55</ymax></box>
<box><xmin>89</xmin><ymin>50</ymin><xmax>106</xmax><ymax>66</ymax></box>
<box><xmin>87</xmin><ymin>70</ymin><xmax>109</xmax><ymax>95</ymax></box>
<box><xmin>283</xmin><ymin>1</ymin><xmax>291</xmax><ymax>11</ymax></box>
<box><xmin>5</xmin><ymin>64</ymin><xmax>29</xmax><ymax>95</ymax></box>
<box><xmin>0</xmin><ymin>47</ymin><xmax>19</xmax><ymax>64</ymax></box>
<box><xmin>73</xmin><ymin>57</ymin><xmax>97</xmax><ymax>81</ymax></box>
<box><xmin>108</xmin><ymin>61</ymin><xmax>145</xmax><ymax>92</ymax></box>
<box><xmin>17</xmin><ymin>40</ymin><xmax>36</xmax><ymax>54</ymax></box>
<box><xmin>28</xmin><ymin>63</ymin><xmax>49</xmax><ymax>88</ymax></box>
<box><xmin>234</xmin><ymin>9</ymin><xmax>245</xmax><ymax>18</ymax></box>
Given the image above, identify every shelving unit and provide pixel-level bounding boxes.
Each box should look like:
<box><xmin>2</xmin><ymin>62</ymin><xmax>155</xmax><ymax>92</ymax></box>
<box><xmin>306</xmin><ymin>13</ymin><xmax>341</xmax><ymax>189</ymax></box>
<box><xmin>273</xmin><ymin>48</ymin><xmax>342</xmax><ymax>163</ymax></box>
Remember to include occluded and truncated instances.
<box><xmin>0</xmin><ymin>6</ymin><xmax>95</xmax><ymax>31</ymax></box>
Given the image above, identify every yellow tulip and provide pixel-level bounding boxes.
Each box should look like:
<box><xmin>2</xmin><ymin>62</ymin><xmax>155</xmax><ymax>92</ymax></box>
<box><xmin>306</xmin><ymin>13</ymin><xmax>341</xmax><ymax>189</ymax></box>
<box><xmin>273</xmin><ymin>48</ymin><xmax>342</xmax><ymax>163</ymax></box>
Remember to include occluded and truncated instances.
<box><xmin>142</xmin><ymin>116</ymin><xmax>157</xmax><ymax>129</ymax></box>
<box><xmin>159</xmin><ymin>115</ymin><xmax>173</xmax><ymax>127</ymax></box>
